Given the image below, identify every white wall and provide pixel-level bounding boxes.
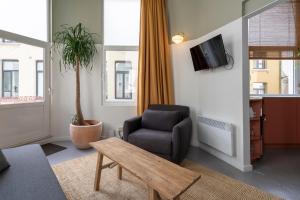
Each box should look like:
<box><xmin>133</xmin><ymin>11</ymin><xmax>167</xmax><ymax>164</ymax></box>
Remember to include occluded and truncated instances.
<box><xmin>50</xmin><ymin>45</ymin><xmax>136</xmax><ymax>139</ymax></box>
<box><xmin>171</xmin><ymin>18</ymin><xmax>251</xmax><ymax>171</ymax></box>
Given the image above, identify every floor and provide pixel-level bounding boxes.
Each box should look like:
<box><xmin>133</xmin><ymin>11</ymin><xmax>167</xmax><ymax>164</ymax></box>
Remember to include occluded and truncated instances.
<box><xmin>186</xmin><ymin>147</ymin><xmax>300</xmax><ymax>200</ymax></box>
<box><xmin>47</xmin><ymin>141</ymin><xmax>95</xmax><ymax>165</ymax></box>
<box><xmin>47</xmin><ymin>141</ymin><xmax>300</xmax><ymax>200</ymax></box>
<box><xmin>41</xmin><ymin>143</ymin><xmax>67</xmax><ymax>156</ymax></box>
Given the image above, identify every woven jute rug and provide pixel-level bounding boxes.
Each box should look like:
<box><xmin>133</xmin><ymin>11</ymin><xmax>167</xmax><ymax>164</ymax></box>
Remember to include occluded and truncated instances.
<box><xmin>52</xmin><ymin>153</ymin><xmax>281</xmax><ymax>200</ymax></box>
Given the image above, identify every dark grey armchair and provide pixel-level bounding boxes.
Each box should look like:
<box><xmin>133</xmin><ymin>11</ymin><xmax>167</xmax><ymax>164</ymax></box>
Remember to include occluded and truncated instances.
<box><xmin>123</xmin><ymin>104</ymin><xmax>192</xmax><ymax>164</ymax></box>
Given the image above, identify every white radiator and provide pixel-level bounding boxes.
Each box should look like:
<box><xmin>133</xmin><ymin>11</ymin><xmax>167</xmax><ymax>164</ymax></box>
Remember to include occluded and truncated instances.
<box><xmin>197</xmin><ymin>116</ymin><xmax>234</xmax><ymax>156</ymax></box>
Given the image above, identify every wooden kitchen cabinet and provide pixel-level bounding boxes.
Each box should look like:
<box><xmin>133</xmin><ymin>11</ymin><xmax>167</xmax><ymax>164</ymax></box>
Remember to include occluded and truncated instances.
<box><xmin>250</xmin><ymin>99</ymin><xmax>263</xmax><ymax>162</ymax></box>
<box><xmin>263</xmin><ymin>97</ymin><xmax>300</xmax><ymax>147</ymax></box>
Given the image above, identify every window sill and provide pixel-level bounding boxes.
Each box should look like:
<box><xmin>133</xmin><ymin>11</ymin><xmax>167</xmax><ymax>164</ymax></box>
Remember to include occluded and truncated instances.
<box><xmin>250</xmin><ymin>94</ymin><xmax>300</xmax><ymax>98</ymax></box>
<box><xmin>102</xmin><ymin>99</ymin><xmax>136</xmax><ymax>107</ymax></box>
<box><xmin>251</xmin><ymin>68</ymin><xmax>269</xmax><ymax>72</ymax></box>
<box><xmin>0</xmin><ymin>43</ymin><xmax>20</xmax><ymax>46</ymax></box>
<box><xmin>0</xmin><ymin>100</ymin><xmax>44</xmax><ymax>109</ymax></box>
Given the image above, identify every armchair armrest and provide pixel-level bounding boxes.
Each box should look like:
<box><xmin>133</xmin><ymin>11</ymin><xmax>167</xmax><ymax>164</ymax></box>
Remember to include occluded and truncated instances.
<box><xmin>123</xmin><ymin>116</ymin><xmax>142</xmax><ymax>141</ymax></box>
<box><xmin>171</xmin><ymin>117</ymin><xmax>193</xmax><ymax>163</ymax></box>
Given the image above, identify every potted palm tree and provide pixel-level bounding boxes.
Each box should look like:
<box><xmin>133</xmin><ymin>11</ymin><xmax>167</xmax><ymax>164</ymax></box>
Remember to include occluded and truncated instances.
<box><xmin>54</xmin><ymin>23</ymin><xmax>102</xmax><ymax>149</ymax></box>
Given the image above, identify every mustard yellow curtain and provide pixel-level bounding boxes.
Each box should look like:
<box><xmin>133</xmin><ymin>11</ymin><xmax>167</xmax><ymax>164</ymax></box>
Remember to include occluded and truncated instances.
<box><xmin>137</xmin><ymin>0</ymin><xmax>174</xmax><ymax>115</ymax></box>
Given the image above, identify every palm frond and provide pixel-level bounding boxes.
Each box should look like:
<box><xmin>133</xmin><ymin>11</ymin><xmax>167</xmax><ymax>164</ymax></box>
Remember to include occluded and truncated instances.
<box><xmin>53</xmin><ymin>23</ymin><xmax>97</xmax><ymax>71</ymax></box>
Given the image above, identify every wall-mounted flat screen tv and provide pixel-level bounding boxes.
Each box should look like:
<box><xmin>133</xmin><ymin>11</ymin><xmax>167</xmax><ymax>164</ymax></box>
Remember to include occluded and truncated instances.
<box><xmin>190</xmin><ymin>34</ymin><xmax>228</xmax><ymax>71</ymax></box>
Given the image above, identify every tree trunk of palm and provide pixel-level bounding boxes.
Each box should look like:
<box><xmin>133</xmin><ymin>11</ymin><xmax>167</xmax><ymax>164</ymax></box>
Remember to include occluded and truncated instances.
<box><xmin>76</xmin><ymin>57</ymin><xmax>85</xmax><ymax>125</ymax></box>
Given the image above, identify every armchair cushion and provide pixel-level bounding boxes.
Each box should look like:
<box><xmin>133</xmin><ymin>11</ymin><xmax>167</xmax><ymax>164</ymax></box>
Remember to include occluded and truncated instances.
<box><xmin>123</xmin><ymin>116</ymin><xmax>142</xmax><ymax>141</ymax></box>
<box><xmin>172</xmin><ymin>117</ymin><xmax>193</xmax><ymax>163</ymax></box>
<box><xmin>148</xmin><ymin>104</ymin><xmax>190</xmax><ymax>120</ymax></box>
<box><xmin>128</xmin><ymin>129</ymin><xmax>172</xmax><ymax>155</ymax></box>
<box><xmin>141</xmin><ymin>110</ymin><xmax>181</xmax><ymax>132</ymax></box>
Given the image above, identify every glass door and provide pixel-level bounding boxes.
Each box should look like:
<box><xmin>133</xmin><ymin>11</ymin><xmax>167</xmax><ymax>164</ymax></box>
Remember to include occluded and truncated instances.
<box><xmin>0</xmin><ymin>38</ymin><xmax>50</xmax><ymax>148</ymax></box>
<box><xmin>0</xmin><ymin>0</ymin><xmax>50</xmax><ymax>148</ymax></box>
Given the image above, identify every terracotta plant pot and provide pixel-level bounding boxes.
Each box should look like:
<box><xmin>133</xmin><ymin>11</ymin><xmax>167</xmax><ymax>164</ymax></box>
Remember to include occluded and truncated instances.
<box><xmin>70</xmin><ymin>120</ymin><xmax>103</xmax><ymax>149</ymax></box>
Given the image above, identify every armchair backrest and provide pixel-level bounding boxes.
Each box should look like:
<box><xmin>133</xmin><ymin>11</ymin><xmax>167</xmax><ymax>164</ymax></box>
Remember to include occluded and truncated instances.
<box><xmin>148</xmin><ymin>104</ymin><xmax>190</xmax><ymax>120</ymax></box>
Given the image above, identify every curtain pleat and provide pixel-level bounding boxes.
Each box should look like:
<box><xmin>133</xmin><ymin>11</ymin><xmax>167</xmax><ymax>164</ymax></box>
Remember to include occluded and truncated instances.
<box><xmin>137</xmin><ymin>0</ymin><xmax>174</xmax><ymax>115</ymax></box>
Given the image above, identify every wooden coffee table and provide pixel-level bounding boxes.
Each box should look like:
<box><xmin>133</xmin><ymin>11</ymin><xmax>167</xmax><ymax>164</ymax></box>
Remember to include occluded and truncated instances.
<box><xmin>90</xmin><ymin>137</ymin><xmax>200</xmax><ymax>200</ymax></box>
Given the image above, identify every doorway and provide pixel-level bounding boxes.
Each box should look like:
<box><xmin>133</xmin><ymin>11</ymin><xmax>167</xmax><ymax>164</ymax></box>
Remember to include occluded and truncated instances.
<box><xmin>247</xmin><ymin>0</ymin><xmax>300</xmax><ymax>165</ymax></box>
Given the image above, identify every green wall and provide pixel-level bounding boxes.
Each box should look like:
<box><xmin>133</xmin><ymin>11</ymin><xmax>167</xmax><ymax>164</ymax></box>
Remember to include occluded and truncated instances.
<box><xmin>167</xmin><ymin>0</ymin><xmax>242</xmax><ymax>41</ymax></box>
<box><xmin>52</xmin><ymin>0</ymin><xmax>103</xmax><ymax>43</ymax></box>
<box><xmin>52</xmin><ymin>0</ymin><xmax>243</xmax><ymax>43</ymax></box>
<box><xmin>167</xmin><ymin>0</ymin><xmax>280</xmax><ymax>41</ymax></box>
<box><xmin>52</xmin><ymin>0</ymin><xmax>280</xmax><ymax>43</ymax></box>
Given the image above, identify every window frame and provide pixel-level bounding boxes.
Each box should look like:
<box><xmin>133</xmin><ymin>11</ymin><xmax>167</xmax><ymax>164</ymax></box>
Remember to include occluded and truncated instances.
<box><xmin>252</xmin><ymin>82</ymin><xmax>266</xmax><ymax>95</ymax></box>
<box><xmin>2</xmin><ymin>59</ymin><xmax>19</xmax><ymax>97</ymax></box>
<box><xmin>102</xmin><ymin>45</ymin><xmax>138</xmax><ymax>106</ymax></box>
<box><xmin>253</xmin><ymin>60</ymin><xmax>266</xmax><ymax>69</ymax></box>
<box><xmin>36</xmin><ymin>60</ymin><xmax>44</xmax><ymax>97</ymax></box>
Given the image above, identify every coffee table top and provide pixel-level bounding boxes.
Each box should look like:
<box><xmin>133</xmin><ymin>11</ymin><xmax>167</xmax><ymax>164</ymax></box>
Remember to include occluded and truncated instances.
<box><xmin>90</xmin><ymin>137</ymin><xmax>200</xmax><ymax>199</ymax></box>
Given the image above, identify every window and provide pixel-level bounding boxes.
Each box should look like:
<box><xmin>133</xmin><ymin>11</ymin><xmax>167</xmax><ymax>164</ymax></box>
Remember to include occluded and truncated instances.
<box><xmin>2</xmin><ymin>60</ymin><xmax>19</xmax><ymax>97</ymax></box>
<box><xmin>249</xmin><ymin>1</ymin><xmax>300</xmax><ymax>96</ymax></box>
<box><xmin>248</xmin><ymin>1</ymin><xmax>298</xmax><ymax>60</ymax></box>
<box><xmin>115</xmin><ymin>61</ymin><xmax>133</xmax><ymax>99</ymax></box>
<box><xmin>0</xmin><ymin>0</ymin><xmax>48</xmax><ymax>41</ymax></box>
<box><xmin>253</xmin><ymin>60</ymin><xmax>266</xmax><ymax>69</ymax></box>
<box><xmin>104</xmin><ymin>0</ymin><xmax>140</xmax><ymax>46</ymax></box>
<box><xmin>252</xmin><ymin>83</ymin><xmax>266</xmax><ymax>95</ymax></box>
<box><xmin>250</xmin><ymin>60</ymin><xmax>300</xmax><ymax>95</ymax></box>
<box><xmin>0</xmin><ymin>1</ymin><xmax>48</xmax><ymax>105</ymax></box>
<box><xmin>103</xmin><ymin>0</ymin><xmax>140</xmax><ymax>104</ymax></box>
<box><xmin>36</xmin><ymin>61</ymin><xmax>44</xmax><ymax>97</ymax></box>
<box><xmin>0</xmin><ymin>41</ymin><xmax>45</xmax><ymax>104</ymax></box>
<box><xmin>104</xmin><ymin>50</ymin><xmax>138</xmax><ymax>102</ymax></box>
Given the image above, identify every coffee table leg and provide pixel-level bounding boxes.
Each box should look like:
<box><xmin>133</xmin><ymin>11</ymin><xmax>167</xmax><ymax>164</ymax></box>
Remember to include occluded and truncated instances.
<box><xmin>148</xmin><ymin>187</ymin><xmax>160</xmax><ymax>200</ymax></box>
<box><xmin>94</xmin><ymin>152</ymin><xmax>104</xmax><ymax>191</ymax></box>
<box><xmin>118</xmin><ymin>165</ymin><xmax>122</xmax><ymax>180</ymax></box>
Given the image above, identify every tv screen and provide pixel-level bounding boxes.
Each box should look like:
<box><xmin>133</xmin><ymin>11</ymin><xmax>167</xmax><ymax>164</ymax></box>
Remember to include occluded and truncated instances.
<box><xmin>190</xmin><ymin>34</ymin><xmax>228</xmax><ymax>71</ymax></box>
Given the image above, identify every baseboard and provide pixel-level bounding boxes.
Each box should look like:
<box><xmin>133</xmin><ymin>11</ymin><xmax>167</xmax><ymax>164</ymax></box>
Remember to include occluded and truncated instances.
<box><xmin>47</xmin><ymin>133</ymin><xmax>112</xmax><ymax>143</ymax></box>
<box><xmin>30</xmin><ymin>135</ymin><xmax>71</xmax><ymax>145</ymax></box>
<box><xmin>242</xmin><ymin>164</ymin><xmax>253</xmax><ymax>172</ymax></box>
<box><xmin>2</xmin><ymin>135</ymin><xmax>52</xmax><ymax>149</ymax></box>
<box><xmin>50</xmin><ymin>135</ymin><xmax>71</xmax><ymax>142</ymax></box>
<box><xmin>3</xmin><ymin>133</ymin><xmax>110</xmax><ymax>148</ymax></box>
<box><xmin>15</xmin><ymin>133</ymin><xmax>109</xmax><ymax>147</ymax></box>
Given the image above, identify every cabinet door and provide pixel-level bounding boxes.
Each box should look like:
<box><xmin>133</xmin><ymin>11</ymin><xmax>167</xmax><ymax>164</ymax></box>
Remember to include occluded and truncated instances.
<box><xmin>296</xmin><ymin>98</ymin><xmax>300</xmax><ymax>144</ymax></box>
<box><xmin>263</xmin><ymin>98</ymin><xmax>298</xmax><ymax>146</ymax></box>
